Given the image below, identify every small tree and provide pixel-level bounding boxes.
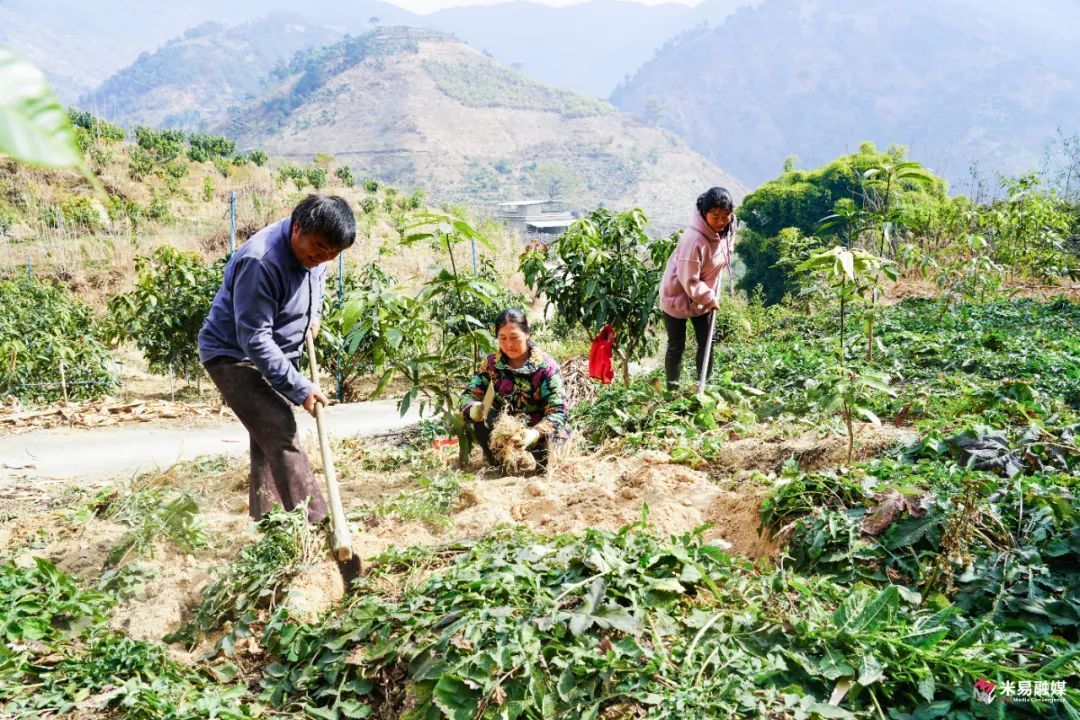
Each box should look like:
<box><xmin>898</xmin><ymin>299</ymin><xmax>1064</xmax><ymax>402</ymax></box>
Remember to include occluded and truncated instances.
<box><xmin>341</xmin><ymin>211</ymin><xmax>501</xmax><ymax>460</ymax></box>
<box><xmin>307</xmin><ymin>167</ymin><xmax>327</xmax><ymax>190</ymax></box>
<box><xmin>521</xmin><ymin>207</ymin><xmax>665</xmax><ymax>386</ymax></box>
<box><xmin>107</xmin><ymin>247</ymin><xmax>224</xmax><ymax>381</ymax></box>
<box><xmin>529</xmin><ymin>163</ymin><xmax>581</xmax><ymax>201</ymax></box>
<box><xmin>334</xmin><ymin>166</ymin><xmax>355</xmax><ymax>187</ymax></box>
<box><xmin>797</xmin><ymin>246</ymin><xmax>897</xmax><ymax>462</ymax></box>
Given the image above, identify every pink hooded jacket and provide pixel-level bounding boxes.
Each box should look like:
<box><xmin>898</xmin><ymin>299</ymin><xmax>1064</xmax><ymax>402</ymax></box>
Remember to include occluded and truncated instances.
<box><xmin>659</xmin><ymin>211</ymin><xmax>735</xmax><ymax>319</ymax></box>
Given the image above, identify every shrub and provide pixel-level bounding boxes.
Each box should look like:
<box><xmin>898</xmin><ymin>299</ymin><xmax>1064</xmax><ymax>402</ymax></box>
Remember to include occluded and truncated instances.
<box><xmin>68</xmin><ymin>108</ymin><xmax>125</xmax><ymax>142</ymax></box>
<box><xmin>306</xmin><ymin>167</ymin><xmax>327</xmax><ymax>190</ymax></box>
<box><xmin>106</xmin><ymin>247</ymin><xmax>224</xmax><ymax>377</ymax></box>
<box><xmin>0</xmin><ymin>205</ymin><xmax>14</xmax><ymax>235</ymax></box>
<box><xmin>59</xmin><ymin>195</ymin><xmax>104</xmax><ymax>232</ymax></box>
<box><xmin>187</xmin><ymin>133</ymin><xmax>235</xmax><ymax>163</ymax></box>
<box><xmin>127</xmin><ymin>146</ymin><xmax>154</xmax><ymax>181</ymax></box>
<box><xmin>0</xmin><ymin>275</ymin><xmax>117</xmax><ymax>402</ymax></box>
<box><xmin>334</xmin><ymin>166</ymin><xmax>355</xmax><ymax>187</ymax></box>
<box><xmin>247</xmin><ymin>149</ymin><xmax>268</xmax><ymax>166</ymax></box>
<box><xmin>146</xmin><ymin>195</ymin><xmax>172</xmax><ymax>223</ymax></box>
<box><xmin>134</xmin><ymin>126</ymin><xmax>185</xmax><ymax>163</ymax></box>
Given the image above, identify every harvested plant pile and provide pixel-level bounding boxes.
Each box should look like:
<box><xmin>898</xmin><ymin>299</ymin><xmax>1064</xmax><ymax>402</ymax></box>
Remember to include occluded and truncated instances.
<box><xmin>489</xmin><ymin>411</ymin><xmax>537</xmax><ymax>475</ymax></box>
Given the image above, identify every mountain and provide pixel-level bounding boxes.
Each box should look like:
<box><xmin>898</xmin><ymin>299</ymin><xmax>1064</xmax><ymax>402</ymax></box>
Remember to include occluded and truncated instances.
<box><xmin>0</xmin><ymin>0</ymin><xmax>412</xmax><ymax>101</ymax></box>
<box><xmin>423</xmin><ymin>0</ymin><xmax>699</xmax><ymax>98</ymax></box>
<box><xmin>5</xmin><ymin>0</ymin><xmax>757</xmax><ymax>107</ymax></box>
<box><xmin>80</xmin><ymin>15</ymin><xmax>343</xmax><ymax>131</ymax></box>
<box><xmin>610</xmin><ymin>0</ymin><xmax>1080</xmax><ymax>189</ymax></box>
<box><xmin>223</xmin><ymin>27</ymin><xmax>746</xmax><ymax>231</ymax></box>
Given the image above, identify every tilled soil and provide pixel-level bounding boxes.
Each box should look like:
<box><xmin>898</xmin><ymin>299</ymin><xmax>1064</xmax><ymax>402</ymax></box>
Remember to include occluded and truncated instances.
<box><xmin>0</xmin><ymin>422</ymin><xmax>915</xmax><ymax>640</ymax></box>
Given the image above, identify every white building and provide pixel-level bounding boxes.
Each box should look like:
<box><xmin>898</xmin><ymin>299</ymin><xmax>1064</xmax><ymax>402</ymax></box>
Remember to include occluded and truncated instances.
<box><xmin>495</xmin><ymin>200</ymin><xmax>575</xmax><ymax>236</ymax></box>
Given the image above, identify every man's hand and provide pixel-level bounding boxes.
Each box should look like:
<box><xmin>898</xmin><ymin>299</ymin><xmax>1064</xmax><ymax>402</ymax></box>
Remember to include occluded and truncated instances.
<box><xmin>310</xmin><ymin>317</ymin><xmax>321</xmax><ymax>339</ymax></box>
<box><xmin>521</xmin><ymin>428</ymin><xmax>541</xmax><ymax>448</ymax></box>
<box><xmin>303</xmin><ymin>387</ymin><xmax>330</xmax><ymax>416</ymax></box>
<box><xmin>468</xmin><ymin>403</ymin><xmax>485</xmax><ymax>422</ymax></box>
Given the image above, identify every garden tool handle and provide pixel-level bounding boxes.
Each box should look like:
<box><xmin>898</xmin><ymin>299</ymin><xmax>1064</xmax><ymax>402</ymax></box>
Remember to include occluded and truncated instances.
<box><xmin>697</xmin><ymin>268</ymin><xmax>724</xmax><ymax>397</ymax></box>
<box><xmin>305</xmin><ymin>332</ymin><xmax>353</xmax><ymax>562</ymax></box>
<box><xmin>697</xmin><ymin>309</ymin><xmax>718</xmax><ymax>397</ymax></box>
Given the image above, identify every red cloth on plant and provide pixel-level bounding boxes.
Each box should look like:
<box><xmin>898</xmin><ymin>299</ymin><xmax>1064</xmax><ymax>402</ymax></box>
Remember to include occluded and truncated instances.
<box><xmin>589</xmin><ymin>324</ymin><xmax>615</xmax><ymax>385</ymax></box>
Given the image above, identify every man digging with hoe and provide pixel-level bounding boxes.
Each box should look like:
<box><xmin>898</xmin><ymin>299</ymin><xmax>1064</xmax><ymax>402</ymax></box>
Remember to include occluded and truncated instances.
<box><xmin>197</xmin><ymin>194</ymin><xmax>356</xmax><ymax>557</ymax></box>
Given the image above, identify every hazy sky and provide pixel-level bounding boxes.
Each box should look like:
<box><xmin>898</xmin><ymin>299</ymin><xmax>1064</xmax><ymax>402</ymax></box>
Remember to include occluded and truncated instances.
<box><xmin>394</xmin><ymin>0</ymin><xmax>701</xmax><ymax>15</ymax></box>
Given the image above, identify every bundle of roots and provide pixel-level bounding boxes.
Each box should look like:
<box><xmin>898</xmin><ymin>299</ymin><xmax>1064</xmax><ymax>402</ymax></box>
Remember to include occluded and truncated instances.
<box><xmin>489</xmin><ymin>412</ymin><xmax>537</xmax><ymax>476</ymax></box>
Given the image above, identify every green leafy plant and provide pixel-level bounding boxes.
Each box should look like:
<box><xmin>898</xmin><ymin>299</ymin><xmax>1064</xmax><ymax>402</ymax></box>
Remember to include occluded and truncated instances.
<box><xmin>334</xmin><ymin>165</ymin><xmax>355</xmax><ymax>187</ymax></box>
<box><xmin>798</xmin><ymin>240</ymin><xmax>897</xmax><ymax>362</ymax></box>
<box><xmin>521</xmin><ymin>207</ymin><xmax>667</xmax><ymax>386</ymax></box>
<box><xmin>99</xmin><ymin>487</ymin><xmax>208</xmax><ymax>567</ymax></box>
<box><xmin>307</xmin><ymin>166</ymin><xmax>327</xmax><ymax>190</ymax></box>
<box><xmin>344</xmin><ymin>212</ymin><xmax>500</xmax><ymax>434</ymax></box>
<box><xmin>1</xmin><ymin>558</ymin><xmax>261</xmax><ymax>718</ymax></box>
<box><xmin>167</xmin><ymin>506</ymin><xmax>320</xmax><ymax>649</ymax></box>
<box><xmin>187</xmin><ymin>132</ymin><xmax>235</xmax><ymax>163</ymax></box>
<box><xmin>808</xmin><ymin>365</ymin><xmax>897</xmax><ymax>463</ymax></box>
<box><xmin>133</xmin><ymin>125</ymin><xmax>185</xmax><ymax>163</ymax></box>
<box><xmin>0</xmin><ymin>274</ymin><xmax>117</xmax><ymax>402</ymax></box>
<box><xmin>0</xmin><ymin>48</ymin><xmax>84</xmax><ymax>168</ymax></box>
<box><xmin>107</xmin><ymin>246</ymin><xmax>224</xmax><ymax>379</ymax></box>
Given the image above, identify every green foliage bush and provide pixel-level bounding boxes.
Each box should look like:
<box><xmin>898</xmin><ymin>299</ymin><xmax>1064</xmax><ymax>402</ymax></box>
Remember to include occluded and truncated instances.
<box><xmin>521</xmin><ymin>207</ymin><xmax>669</xmax><ymax>385</ymax></box>
<box><xmin>67</xmin><ymin>108</ymin><xmax>125</xmax><ymax>143</ymax></box>
<box><xmin>107</xmin><ymin>247</ymin><xmax>224</xmax><ymax>377</ymax></box>
<box><xmin>306</xmin><ymin>166</ymin><xmax>327</xmax><ymax>190</ymax></box>
<box><xmin>737</xmin><ymin>143</ymin><xmax>947</xmax><ymax>303</ymax></box>
<box><xmin>0</xmin><ymin>205</ymin><xmax>14</xmax><ymax>235</ymax></box>
<box><xmin>247</xmin><ymin>149</ymin><xmax>268</xmax><ymax>166</ymax></box>
<box><xmin>361</xmin><ymin>177</ymin><xmax>379</xmax><ymax>192</ymax></box>
<box><xmin>146</xmin><ymin>194</ymin><xmax>172</xmax><ymax>223</ymax></box>
<box><xmin>187</xmin><ymin>132</ymin><xmax>236</xmax><ymax>163</ymax></box>
<box><xmin>106</xmin><ymin>194</ymin><xmax>143</xmax><ymax>229</ymax></box>
<box><xmin>334</xmin><ymin>165</ymin><xmax>355</xmax><ymax>187</ymax></box>
<box><xmin>0</xmin><ymin>275</ymin><xmax>117</xmax><ymax>402</ymax></box>
<box><xmin>127</xmin><ymin>146</ymin><xmax>154</xmax><ymax>181</ymax></box>
<box><xmin>1</xmin><ymin>558</ymin><xmax>260</xmax><ymax>717</ymax></box>
<box><xmin>134</xmin><ymin>126</ymin><xmax>185</xmax><ymax>163</ymax></box>
<box><xmin>58</xmin><ymin>195</ymin><xmax>103</xmax><ymax>232</ymax></box>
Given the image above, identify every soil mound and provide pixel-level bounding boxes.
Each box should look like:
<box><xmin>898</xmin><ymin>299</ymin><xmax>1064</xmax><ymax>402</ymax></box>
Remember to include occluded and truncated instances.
<box><xmin>449</xmin><ymin>452</ymin><xmax>780</xmax><ymax>560</ymax></box>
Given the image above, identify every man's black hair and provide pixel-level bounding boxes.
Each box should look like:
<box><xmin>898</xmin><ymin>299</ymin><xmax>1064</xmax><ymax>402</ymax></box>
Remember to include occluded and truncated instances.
<box><xmin>291</xmin><ymin>194</ymin><xmax>356</xmax><ymax>249</ymax></box>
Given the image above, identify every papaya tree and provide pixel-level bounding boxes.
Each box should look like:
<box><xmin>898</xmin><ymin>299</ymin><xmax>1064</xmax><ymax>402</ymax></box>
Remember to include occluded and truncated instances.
<box><xmin>521</xmin><ymin>208</ymin><xmax>668</xmax><ymax>387</ymax></box>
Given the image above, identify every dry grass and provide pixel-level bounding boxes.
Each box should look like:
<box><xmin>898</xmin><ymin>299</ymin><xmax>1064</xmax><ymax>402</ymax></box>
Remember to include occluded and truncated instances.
<box><xmin>0</xmin><ymin>148</ymin><xmax>528</xmax><ymax>311</ymax></box>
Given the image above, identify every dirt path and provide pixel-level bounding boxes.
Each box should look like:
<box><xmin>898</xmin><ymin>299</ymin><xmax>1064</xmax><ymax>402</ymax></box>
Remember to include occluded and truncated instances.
<box><xmin>0</xmin><ymin>399</ymin><xmax>422</xmax><ymax>485</ymax></box>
